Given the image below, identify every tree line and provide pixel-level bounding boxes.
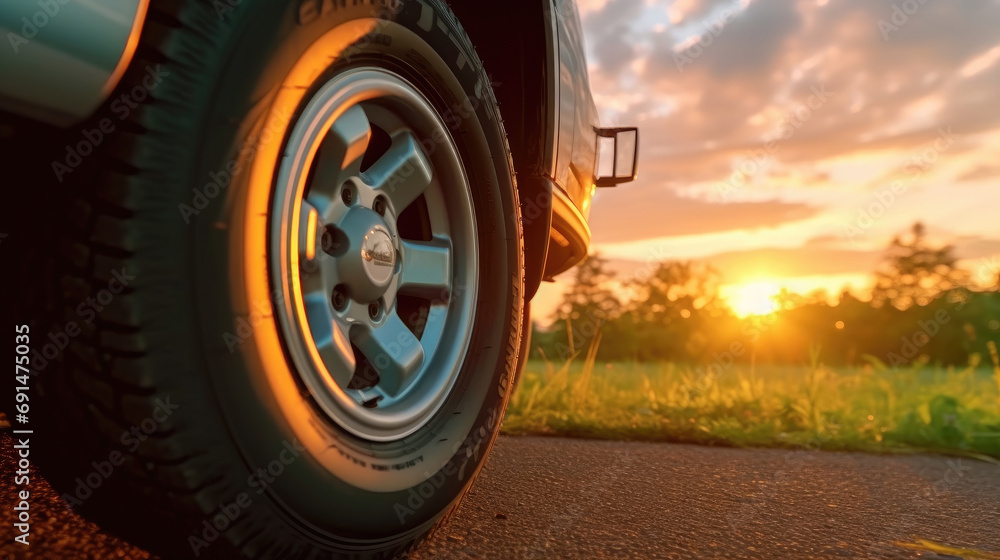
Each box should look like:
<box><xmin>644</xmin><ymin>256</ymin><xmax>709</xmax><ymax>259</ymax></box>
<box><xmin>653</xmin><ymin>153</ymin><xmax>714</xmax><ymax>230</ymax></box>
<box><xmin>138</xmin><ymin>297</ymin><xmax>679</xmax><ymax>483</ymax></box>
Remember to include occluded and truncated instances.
<box><xmin>532</xmin><ymin>223</ymin><xmax>1000</xmax><ymax>367</ymax></box>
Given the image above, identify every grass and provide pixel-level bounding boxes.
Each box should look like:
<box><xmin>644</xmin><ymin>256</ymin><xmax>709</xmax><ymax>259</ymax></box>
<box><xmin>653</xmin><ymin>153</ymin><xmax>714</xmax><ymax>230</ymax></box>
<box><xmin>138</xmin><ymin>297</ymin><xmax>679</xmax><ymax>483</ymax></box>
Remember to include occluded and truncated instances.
<box><xmin>502</xmin><ymin>342</ymin><xmax>1000</xmax><ymax>459</ymax></box>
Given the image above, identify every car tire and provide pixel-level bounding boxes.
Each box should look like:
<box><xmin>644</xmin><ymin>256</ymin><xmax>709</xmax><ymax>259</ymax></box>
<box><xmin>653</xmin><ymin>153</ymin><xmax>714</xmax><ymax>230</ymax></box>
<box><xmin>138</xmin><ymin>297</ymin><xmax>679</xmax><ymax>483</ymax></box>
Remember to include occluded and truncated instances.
<box><xmin>31</xmin><ymin>1</ymin><xmax>524</xmax><ymax>558</ymax></box>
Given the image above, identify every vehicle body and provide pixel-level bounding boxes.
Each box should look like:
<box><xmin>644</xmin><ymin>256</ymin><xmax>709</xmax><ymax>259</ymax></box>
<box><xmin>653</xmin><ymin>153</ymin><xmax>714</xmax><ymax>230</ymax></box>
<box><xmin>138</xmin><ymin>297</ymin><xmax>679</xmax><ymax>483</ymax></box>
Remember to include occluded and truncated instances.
<box><xmin>2</xmin><ymin>1</ymin><xmax>636</xmax><ymax>558</ymax></box>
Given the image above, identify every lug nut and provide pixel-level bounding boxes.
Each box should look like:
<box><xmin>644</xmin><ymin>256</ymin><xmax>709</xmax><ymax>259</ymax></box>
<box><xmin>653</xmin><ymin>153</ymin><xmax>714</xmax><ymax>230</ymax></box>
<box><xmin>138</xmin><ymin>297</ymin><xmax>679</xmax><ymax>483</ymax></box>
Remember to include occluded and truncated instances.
<box><xmin>332</xmin><ymin>288</ymin><xmax>347</xmax><ymax>311</ymax></box>
<box><xmin>368</xmin><ymin>302</ymin><xmax>380</xmax><ymax>319</ymax></box>
<box><xmin>321</xmin><ymin>225</ymin><xmax>344</xmax><ymax>256</ymax></box>
<box><xmin>373</xmin><ymin>197</ymin><xmax>386</xmax><ymax>216</ymax></box>
<box><xmin>321</xmin><ymin>229</ymin><xmax>333</xmax><ymax>253</ymax></box>
<box><xmin>341</xmin><ymin>186</ymin><xmax>353</xmax><ymax>205</ymax></box>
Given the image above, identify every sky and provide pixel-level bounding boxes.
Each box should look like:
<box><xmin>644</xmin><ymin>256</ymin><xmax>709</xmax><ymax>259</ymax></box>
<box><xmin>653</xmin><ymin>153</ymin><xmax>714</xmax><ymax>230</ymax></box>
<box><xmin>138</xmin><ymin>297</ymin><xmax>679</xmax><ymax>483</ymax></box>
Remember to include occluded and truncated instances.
<box><xmin>534</xmin><ymin>0</ymin><xmax>1000</xmax><ymax>322</ymax></box>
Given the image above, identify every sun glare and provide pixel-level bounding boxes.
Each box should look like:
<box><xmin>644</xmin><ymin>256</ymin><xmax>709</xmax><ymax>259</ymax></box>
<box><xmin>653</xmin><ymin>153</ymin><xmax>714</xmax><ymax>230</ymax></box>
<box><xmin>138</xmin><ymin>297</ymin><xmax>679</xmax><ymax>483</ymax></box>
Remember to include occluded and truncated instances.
<box><xmin>724</xmin><ymin>280</ymin><xmax>783</xmax><ymax>317</ymax></box>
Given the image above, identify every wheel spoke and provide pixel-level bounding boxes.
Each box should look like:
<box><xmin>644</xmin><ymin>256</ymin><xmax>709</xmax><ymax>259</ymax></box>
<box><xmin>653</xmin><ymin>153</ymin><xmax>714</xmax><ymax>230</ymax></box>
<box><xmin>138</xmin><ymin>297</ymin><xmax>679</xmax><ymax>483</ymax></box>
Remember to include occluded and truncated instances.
<box><xmin>298</xmin><ymin>199</ymin><xmax>343</xmax><ymax>289</ymax></box>
<box><xmin>354</xmin><ymin>311</ymin><xmax>424</xmax><ymax>397</ymax></box>
<box><xmin>399</xmin><ymin>238</ymin><xmax>452</xmax><ymax>299</ymax></box>
<box><xmin>364</xmin><ymin>131</ymin><xmax>433</xmax><ymax>212</ymax></box>
<box><xmin>330</xmin><ymin>105</ymin><xmax>373</xmax><ymax>176</ymax></box>
<box><xmin>303</xmin><ymin>291</ymin><xmax>356</xmax><ymax>387</ymax></box>
<box><xmin>299</xmin><ymin>199</ymin><xmax>321</xmax><ymax>262</ymax></box>
<box><xmin>309</xmin><ymin>104</ymin><xmax>372</xmax><ymax>203</ymax></box>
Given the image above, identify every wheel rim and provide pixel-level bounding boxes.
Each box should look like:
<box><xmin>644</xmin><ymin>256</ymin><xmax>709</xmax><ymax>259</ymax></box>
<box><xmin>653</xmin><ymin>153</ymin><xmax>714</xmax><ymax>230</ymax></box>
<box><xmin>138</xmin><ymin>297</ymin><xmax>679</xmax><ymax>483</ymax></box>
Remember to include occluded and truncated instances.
<box><xmin>270</xmin><ymin>67</ymin><xmax>478</xmax><ymax>442</ymax></box>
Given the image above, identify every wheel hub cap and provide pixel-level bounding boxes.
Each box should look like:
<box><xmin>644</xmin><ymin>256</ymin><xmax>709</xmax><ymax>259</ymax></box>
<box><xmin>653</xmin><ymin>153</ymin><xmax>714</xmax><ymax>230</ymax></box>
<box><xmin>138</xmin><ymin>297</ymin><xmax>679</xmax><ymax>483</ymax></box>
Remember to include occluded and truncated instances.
<box><xmin>269</xmin><ymin>67</ymin><xmax>478</xmax><ymax>441</ymax></box>
<box><xmin>361</xmin><ymin>228</ymin><xmax>395</xmax><ymax>276</ymax></box>
<box><xmin>337</xmin><ymin>208</ymin><xmax>397</xmax><ymax>301</ymax></box>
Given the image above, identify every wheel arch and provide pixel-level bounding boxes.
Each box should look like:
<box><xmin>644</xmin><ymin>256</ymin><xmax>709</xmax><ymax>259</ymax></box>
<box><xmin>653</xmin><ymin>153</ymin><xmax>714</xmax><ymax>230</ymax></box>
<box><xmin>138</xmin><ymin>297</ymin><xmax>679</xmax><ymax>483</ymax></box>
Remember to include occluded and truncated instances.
<box><xmin>449</xmin><ymin>0</ymin><xmax>557</xmax><ymax>302</ymax></box>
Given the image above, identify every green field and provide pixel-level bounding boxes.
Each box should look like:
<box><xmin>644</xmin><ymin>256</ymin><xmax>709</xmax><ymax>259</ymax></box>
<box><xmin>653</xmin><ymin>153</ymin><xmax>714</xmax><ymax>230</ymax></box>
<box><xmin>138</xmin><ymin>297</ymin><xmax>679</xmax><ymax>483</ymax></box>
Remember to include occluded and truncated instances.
<box><xmin>502</xmin><ymin>354</ymin><xmax>1000</xmax><ymax>459</ymax></box>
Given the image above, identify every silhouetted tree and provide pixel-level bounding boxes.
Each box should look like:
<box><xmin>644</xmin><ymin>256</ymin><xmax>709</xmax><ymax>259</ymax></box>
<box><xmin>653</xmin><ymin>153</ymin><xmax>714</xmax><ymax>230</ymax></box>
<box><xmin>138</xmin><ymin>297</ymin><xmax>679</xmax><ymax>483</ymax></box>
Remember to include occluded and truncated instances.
<box><xmin>550</xmin><ymin>253</ymin><xmax>621</xmax><ymax>359</ymax></box>
<box><xmin>631</xmin><ymin>261</ymin><xmax>720</xmax><ymax>323</ymax></box>
<box><xmin>615</xmin><ymin>261</ymin><xmax>722</xmax><ymax>361</ymax></box>
<box><xmin>872</xmin><ymin>222</ymin><xmax>968</xmax><ymax>309</ymax></box>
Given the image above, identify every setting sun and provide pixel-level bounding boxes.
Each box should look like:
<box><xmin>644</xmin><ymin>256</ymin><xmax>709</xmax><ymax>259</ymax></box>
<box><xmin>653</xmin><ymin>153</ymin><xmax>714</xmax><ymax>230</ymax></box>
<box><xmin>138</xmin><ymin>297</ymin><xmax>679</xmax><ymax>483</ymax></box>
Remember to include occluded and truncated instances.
<box><xmin>722</xmin><ymin>280</ymin><xmax>783</xmax><ymax>317</ymax></box>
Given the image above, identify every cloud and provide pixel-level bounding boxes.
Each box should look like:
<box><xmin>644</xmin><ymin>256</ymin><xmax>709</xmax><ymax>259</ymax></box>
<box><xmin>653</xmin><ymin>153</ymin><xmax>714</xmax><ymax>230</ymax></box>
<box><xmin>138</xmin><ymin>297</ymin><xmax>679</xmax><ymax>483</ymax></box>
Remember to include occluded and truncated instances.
<box><xmin>589</xmin><ymin>243</ymin><xmax>881</xmax><ymax>287</ymax></box>
<box><xmin>687</xmin><ymin>0</ymin><xmax>802</xmax><ymax>79</ymax></box>
<box><xmin>594</xmin><ymin>234</ymin><xmax>1000</xmax><ymax>286</ymax></box>
<box><xmin>589</xmin><ymin>188</ymin><xmax>818</xmax><ymax>243</ymax></box>
<box><xmin>700</xmin><ymin>246</ymin><xmax>881</xmax><ymax>281</ymax></box>
<box><xmin>668</xmin><ymin>0</ymin><xmax>730</xmax><ymax>25</ymax></box>
<box><xmin>583</xmin><ymin>0</ymin><xmax>1000</xmax><ymax>187</ymax></box>
<box><xmin>701</xmin><ymin>235</ymin><xmax>1000</xmax><ymax>284</ymax></box>
<box><xmin>583</xmin><ymin>0</ymin><xmax>646</xmax><ymax>79</ymax></box>
<box><xmin>952</xmin><ymin>236</ymin><xmax>1000</xmax><ymax>261</ymax></box>
<box><xmin>576</xmin><ymin>0</ymin><xmax>615</xmax><ymax>17</ymax></box>
<box><xmin>958</xmin><ymin>162</ymin><xmax>1000</xmax><ymax>182</ymax></box>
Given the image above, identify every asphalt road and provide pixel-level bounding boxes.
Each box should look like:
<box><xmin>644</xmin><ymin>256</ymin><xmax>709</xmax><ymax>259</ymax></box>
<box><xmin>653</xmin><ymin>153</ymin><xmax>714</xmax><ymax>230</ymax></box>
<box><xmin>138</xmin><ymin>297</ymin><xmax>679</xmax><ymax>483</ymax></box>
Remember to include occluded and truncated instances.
<box><xmin>3</xmin><ymin>432</ymin><xmax>999</xmax><ymax>559</ymax></box>
<box><xmin>409</xmin><ymin>437</ymin><xmax>1000</xmax><ymax>560</ymax></box>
